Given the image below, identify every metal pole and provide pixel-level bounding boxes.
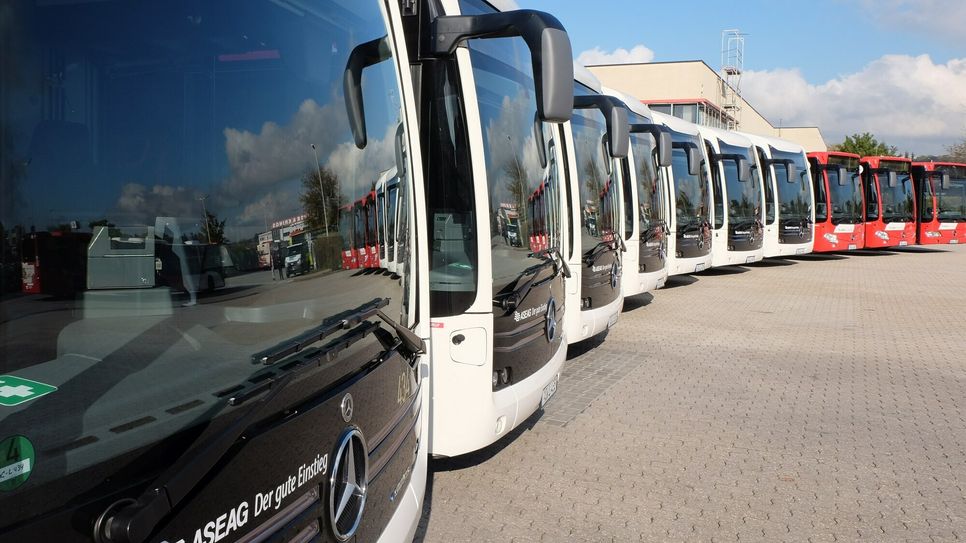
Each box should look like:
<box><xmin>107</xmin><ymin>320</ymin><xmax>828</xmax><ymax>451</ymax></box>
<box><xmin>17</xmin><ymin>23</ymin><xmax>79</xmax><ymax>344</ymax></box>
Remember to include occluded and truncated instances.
<box><xmin>311</xmin><ymin>144</ymin><xmax>329</xmax><ymax>236</ymax></box>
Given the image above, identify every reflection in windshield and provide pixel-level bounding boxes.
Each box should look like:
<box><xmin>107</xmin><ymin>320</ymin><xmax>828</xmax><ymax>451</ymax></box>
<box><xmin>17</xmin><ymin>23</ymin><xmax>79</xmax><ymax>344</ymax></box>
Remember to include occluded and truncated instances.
<box><xmin>934</xmin><ymin>168</ymin><xmax>966</xmax><ymax>221</ymax></box>
<box><xmin>0</xmin><ymin>0</ymin><xmax>415</xmax><ymax>523</ymax></box>
<box><xmin>719</xmin><ymin>143</ymin><xmax>761</xmax><ymax>226</ymax></box>
<box><xmin>877</xmin><ymin>171</ymin><xmax>914</xmax><ymax>222</ymax></box>
<box><xmin>827</xmin><ymin>168</ymin><xmax>863</xmax><ymax>224</ymax></box>
<box><xmin>571</xmin><ymin>104</ymin><xmax>618</xmax><ymax>250</ymax></box>
<box><xmin>628</xmin><ymin>114</ymin><xmax>667</xmax><ymax>271</ymax></box>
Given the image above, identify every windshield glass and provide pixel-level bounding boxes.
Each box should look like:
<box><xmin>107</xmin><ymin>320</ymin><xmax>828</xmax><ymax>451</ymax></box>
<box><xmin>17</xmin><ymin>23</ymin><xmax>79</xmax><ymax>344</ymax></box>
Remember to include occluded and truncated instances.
<box><xmin>876</xmin><ymin>161</ymin><xmax>914</xmax><ymax>222</ymax></box>
<box><xmin>572</xmin><ymin>86</ymin><xmax>619</xmax><ymax>251</ymax></box>
<box><xmin>826</xmin><ymin>167</ymin><xmax>863</xmax><ymax>224</ymax></box>
<box><xmin>770</xmin><ymin>149</ymin><xmax>811</xmax><ymax>221</ymax></box>
<box><xmin>0</xmin><ymin>0</ymin><xmax>415</xmax><ymax>517</ymax></box>
<box><xmin>935</xmin><ymin>166</ymin><xmax>966</xmax><ymax>221</ymax></box>
<box><xmin>670</xmin><ymin>132</ymin><xmax>710</xmax><ymax>231</ymax></box>
<box><xmin>719</xmin><ymin>142</ymin><xmax>761</xmax><ymax>227</ymax></box>
<box><xmin>628</xmin><ymin>114</ymin><xmax>666</xmax><ymax>236</ymax></box>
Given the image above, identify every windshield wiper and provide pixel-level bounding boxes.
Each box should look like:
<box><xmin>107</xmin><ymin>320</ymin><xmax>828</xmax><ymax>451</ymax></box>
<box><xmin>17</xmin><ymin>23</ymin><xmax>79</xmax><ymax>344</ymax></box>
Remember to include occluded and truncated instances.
<box><xmin>98</xmin><ymin>300</ymin><xmax>424</xmax><ymax>543</ymax></box>
<box><xmin>494</xmin><ymin>247</ymin><xmax>569</xmax><ymax>312</ymax></box>
<box><xmin>252</xmin><ymin>298</ymin><xmax>389</xmax><ymax>365</ymax></box>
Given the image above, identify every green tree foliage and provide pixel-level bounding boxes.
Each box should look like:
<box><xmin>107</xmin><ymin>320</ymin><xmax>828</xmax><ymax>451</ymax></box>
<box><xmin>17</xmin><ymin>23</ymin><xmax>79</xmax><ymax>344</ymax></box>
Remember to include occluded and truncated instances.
<box><xmin>200</xmin><ymin>211</ymin><xmax>227</xmax><ymax>244</ymax></box>
<box><xmin>831</xmin><ymin>132</ymin><xmax>898</xmax><ymax>157</ymax></box>
<box><xmin>300</xmin><ymin>166</ymin><xmax>342</xmax><ymax>233</ymax></box>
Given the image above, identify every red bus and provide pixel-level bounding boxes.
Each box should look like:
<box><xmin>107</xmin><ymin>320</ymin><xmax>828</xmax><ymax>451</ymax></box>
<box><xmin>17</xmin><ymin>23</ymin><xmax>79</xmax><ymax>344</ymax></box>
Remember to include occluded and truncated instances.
<box><xmin>807</xmin><ymin>151</ymin><xmax>865</xmax><ymax>252</ymax></box>
<box><xmin>860</xmin><ymin>156</ymin><xmax>916</xmax><ymax>248</ymax></box>
<box><xmin>363</xmin><ymin>190</ymin><xmax>379</xmax><ymax>268</ymax></box>
<box><xmin>338</xmin><ymin>202</ymin><xmax>359</xmax><ymax>270</ymax></box>
<box><xmin>911</xmin><ymin>162</ymin><xmax>966</xmax><ymax>245</ymax></box>
<box><xmin>528</xmin><ymin>182</ymin><xmax>548</xmax><ymax>253</ymax></box>
<box><xmin>21</xmin><ymin>230</ymin><xmax>90</xmax><ymax>296</ymax></box>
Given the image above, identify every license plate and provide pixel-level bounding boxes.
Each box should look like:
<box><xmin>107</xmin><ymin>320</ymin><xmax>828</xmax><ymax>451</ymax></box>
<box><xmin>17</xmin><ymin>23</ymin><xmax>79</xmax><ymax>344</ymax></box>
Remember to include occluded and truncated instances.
<box><xmin>540</xmin><ymin>374</ymin><xmax>559</xmax><ymax>408</ymax></box>
<box><xmin>899</xmin><ymin>240</ymin><xmax>908</xmax><ymax>246</ymax></box>
<box><xmin>795</xmin><ymin>248</ymin><xmax>807</xmax><ymax>255</ymax></box>
<box><xmin>694</xmin><ymin>263</ymin><xmax>705</xmax><ymax>272</ymax></box>
<box><xmin>848</xmin><ymin>244</ymin><xmax>857</xmax><ymax>250</ymax></box>
<box><xmin>745</xmin><ymin>256</ymin><xmax>756</xmax><ymax>263</ymax></box>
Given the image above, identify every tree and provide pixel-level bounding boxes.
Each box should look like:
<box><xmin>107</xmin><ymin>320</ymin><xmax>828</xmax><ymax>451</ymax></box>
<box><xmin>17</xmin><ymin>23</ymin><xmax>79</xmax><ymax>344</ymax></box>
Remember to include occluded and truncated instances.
<box><xmin>831</xmin><ymin>132</ymin><xmax>898</xmax><ymax>157</ymax></box>
<box><xmin>200</xmin><ymin>211</ymin><xmax>227</xmax><ymax>244</ymax></box>
<box><xmin>300</xmin><ymin>166</ymin><xmax>342</xmax><ymax>232</ymax></box>
<box><xmin>946</xmin><ymin>134</ymin><xmax>966</xmax><ymax>162</ymax></box>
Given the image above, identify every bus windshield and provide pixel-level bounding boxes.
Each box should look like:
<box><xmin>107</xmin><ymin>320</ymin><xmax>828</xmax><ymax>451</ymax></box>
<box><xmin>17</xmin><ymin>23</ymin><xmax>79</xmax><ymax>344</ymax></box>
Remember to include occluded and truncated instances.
<box><xmin>877</xmin><ymin>163</ymin><xmax>914</xmax><ymax>222</ymax></box>
<box><xmin>770</xmin><ymin>149</ymin><xmax>811</xmax><ymax>222</ymax></box>
<box><xmin>719</xmin><ymin>142</ymin><xmax>761</xmax><ymax>228</ymax></box>
<box><xmin>826</xmin><ymin>167</ymin><xmax>863</xmax><ymax>224</ymax></box>
<box><xmin>0</xmin><ymin>0</ymin><xmax>414</xmax><ymax>524</ymax></box>
<box><xmin>572</xmin><ymin>85</ymin><xmax>619</xmax><ymax>250</ymax></box>
<box><xmin>935</xmin><ymin>166</ymin><xmax>966</xmax><ymax>221</ymax></box>
<box><xmin>670</xmin><ymin>132</ymin><xmax>710</xmax><ymax>231</ymax></box>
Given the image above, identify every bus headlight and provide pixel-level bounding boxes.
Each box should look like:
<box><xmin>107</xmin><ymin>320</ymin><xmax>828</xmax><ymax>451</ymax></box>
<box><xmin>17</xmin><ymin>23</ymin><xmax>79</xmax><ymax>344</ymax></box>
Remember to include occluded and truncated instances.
<box><xmin>875</xmin><ymin>231</ymin><xmax>889</xmax><ymax>241</ymax></box>
<box><xmin>823</xmin><ymin>233</ymin><xmax>839</xmax><ymax>244</ymax></box>
<box><xmin>925</xmin><ymin>231</ymin><xmax>941</xmax><ymax>238</ymax></box>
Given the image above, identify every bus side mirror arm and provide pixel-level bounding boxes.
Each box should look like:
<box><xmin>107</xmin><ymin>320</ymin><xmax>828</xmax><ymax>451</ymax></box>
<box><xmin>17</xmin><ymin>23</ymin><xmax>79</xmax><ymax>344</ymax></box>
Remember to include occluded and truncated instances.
<box><xmin>431</xmin><ymin>10</ymin><xmax>574</xmax><ymax>123</ymax></box>
<box><xmin>574</xmin><ymin>95</ymin><xmax>629</xmax><ymax>159</ymax></box>
<box><xmin>629</xmin><ymin>123</ymin><xmax>672</xmax><ymax>167</ymax></box>
<box><xmin>344</xmin><ymin>36</ymin><xmax>393</xmax><ymax>149</ymax></box>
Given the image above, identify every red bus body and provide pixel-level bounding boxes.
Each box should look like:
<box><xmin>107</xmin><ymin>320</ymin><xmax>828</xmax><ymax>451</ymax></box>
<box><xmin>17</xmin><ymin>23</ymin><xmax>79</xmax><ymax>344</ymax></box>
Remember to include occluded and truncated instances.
<box><xmin>860</xmin><ymin>156</ymin><xmax>916</xmax><ymax>248</ymax></box>
<box><xmin>339</xmin><ymin>203</ymin><xmax>359</xmax><ymax>270</ymax></box>
<box><xmin>807</xmin><ymin>152</ymin><xmax>865</xmax><ymax>252</ymax></box>
<box><xmin>911</xmin><ymin>162</ymin><xmax>966</xmax><ymax>245</ymax></box>
<box><xmin>20</xmin><ymin>231</ymin><xmax>91</xmax><ymax>296</ymax></box>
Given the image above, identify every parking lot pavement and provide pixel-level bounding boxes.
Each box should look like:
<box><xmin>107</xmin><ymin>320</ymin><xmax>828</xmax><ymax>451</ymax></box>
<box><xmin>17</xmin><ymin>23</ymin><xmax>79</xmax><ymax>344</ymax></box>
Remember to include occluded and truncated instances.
<box><xmin>416</xmin><ymin>245</ymin><xmax>966</xmax><ymax>542</ymax></box>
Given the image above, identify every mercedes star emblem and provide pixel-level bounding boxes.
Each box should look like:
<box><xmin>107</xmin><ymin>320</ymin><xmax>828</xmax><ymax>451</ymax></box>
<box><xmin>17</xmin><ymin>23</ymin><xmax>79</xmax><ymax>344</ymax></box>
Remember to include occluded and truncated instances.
<box><xmin>329</xmin><ymin>428</ymin><xmax>368</xmax><ymax>541</ymax></box>
<box><xmin>340</xmin><ymin>393</ymin><xmax>353</xmax><ymax>422</ymax></box>
<box><xmin>545</xmin><ymin>297</ymin><xmax>557</xmax><ymax>342</ymax></box>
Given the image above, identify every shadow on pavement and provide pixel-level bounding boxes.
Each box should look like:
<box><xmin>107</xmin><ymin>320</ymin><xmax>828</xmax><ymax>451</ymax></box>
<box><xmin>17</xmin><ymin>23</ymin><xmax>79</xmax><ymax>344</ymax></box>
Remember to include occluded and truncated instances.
<box><xmin>889</xmin><ymin>246</ymin><xmax>949</xmax><ymax>254</ymax></box>
<box><xmin>661</xmin><ymin>275</ymin><xmax>698</xmax><ymax>289</ymax></box>
<box><xmin>848</xmin><ymin>249</ymin><xmax>897</xmax><ymax>257</ymax></box>
<box><xmin>700</xmin><ymin>265</ymin><xmax>748</xmax><ymax>275</ymax></box>
<box><xmin>748</xmin><ymin>258</ymin><xmax>798</xmax><ymax>267</ymax></box>
<box><xmin>787</xmin><ymin>253</ymin><xmax>849</xmax><ymax>261</ymax></box>
<box><xmin>622</xmin><ymin>292</ymin><xmax>654</xmax><ymax>313</ymax></box>
<box><xmin>566</xmin><ymin>330</ymin><xmax>609</xmax><ymax>360</ymax></box>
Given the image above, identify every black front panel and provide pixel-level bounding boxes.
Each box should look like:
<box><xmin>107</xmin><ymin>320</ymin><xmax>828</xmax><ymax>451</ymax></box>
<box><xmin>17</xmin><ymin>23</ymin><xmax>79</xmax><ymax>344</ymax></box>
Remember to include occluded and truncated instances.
<box><xmin>581</xmin><ymin>250</ymin><xmax>621</xmax><ymax>309</ymax></box>
<box><xmin>676</xmin><ymin>227</ymin><xmax>712</xmax><ymax>258</ymax></box>
<box><xmin>729</xmin><ymin>223</ymin><xmax>764</xmax><ymax>251</ymax></box>
<box><xmin>638</xmin><ymin>226</ymin><xmax>667</xmax><ymax>273</ymax></box>
<box><xmin>492</xmin><ymin>273</ymin><xmax>566</xmax><ymax>384</ymax></box>
<box><xmin>779</xmin><ymin>218</ymin><xmax>812</xmax><ymax>244</ymax></box>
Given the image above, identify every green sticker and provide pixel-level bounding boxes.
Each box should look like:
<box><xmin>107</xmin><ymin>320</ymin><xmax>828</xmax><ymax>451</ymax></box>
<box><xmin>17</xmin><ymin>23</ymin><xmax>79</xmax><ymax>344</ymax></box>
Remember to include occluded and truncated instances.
<box><xmin>0</xmin><ymin>435</ymin><xmax>35</xmax><ymax>491</ymax></box>
<box><xmin>0</xmin><ymin>375</ymin><xmax>57</xmax><ymax>407</ymax></box>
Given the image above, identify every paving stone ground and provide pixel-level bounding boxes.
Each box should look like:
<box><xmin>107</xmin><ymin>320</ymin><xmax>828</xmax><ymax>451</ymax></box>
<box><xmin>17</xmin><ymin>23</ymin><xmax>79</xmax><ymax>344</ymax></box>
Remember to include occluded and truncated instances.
<box><xmin>415</xmin><ymin>245</ymin><xmax>966</xmax><ymax>542</ymax></box>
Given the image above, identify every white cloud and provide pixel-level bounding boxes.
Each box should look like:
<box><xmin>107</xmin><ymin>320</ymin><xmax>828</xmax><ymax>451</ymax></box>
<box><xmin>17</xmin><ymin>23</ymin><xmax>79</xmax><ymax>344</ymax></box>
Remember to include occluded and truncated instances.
<box><xmin>577</xmin><ymin>44</ymin><xmax>654</xmax><ymax>66</ymax></box>
<box><xmin>852</xmin><ymin>0</ymin><xmax>966</xmax><ymax>45</ymax></box>
<box><xmin>741</xmin><ymin>54</ymin><xmax>966</xmax><ymax>154</ymax></box>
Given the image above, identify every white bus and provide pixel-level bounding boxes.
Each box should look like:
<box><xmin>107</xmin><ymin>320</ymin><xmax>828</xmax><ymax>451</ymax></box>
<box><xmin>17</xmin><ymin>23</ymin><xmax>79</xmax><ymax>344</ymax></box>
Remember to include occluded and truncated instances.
<box><xmin>1</xmin><ymin>2</ymin><xmax>430</xmax><ymax>542</ymax></box>
<box><xmin>561</xmin><ymin>65</ymin><xmax>630</xmax><ymax>344</ymax></box>
<box><xmin>376</xmin><ymin>167</ymin><xmax>403</xmax><ymax>274</ymax></box>
<box><xmin>652</xmin><ymin>111</ymin><xmax>715</xmax><ymax>275</ymax></box>
<box><xmin>603</xmin><ymin>87</ymin><xmax>673</xmax><ymax>296</ymax></box>
<box><xmin>411</xmin><ymin>0</ymin><xmax>575</xmax><ymax>456</ymax></box>
<box><xmin>740</xmin><ymin>132</ymin><xmax>816</xmax><ymax>257</ymax></box>
<box><xmin>696</xmin><ymin>126</ymin><xmax>766</xmax><ymax>266</ymax></box>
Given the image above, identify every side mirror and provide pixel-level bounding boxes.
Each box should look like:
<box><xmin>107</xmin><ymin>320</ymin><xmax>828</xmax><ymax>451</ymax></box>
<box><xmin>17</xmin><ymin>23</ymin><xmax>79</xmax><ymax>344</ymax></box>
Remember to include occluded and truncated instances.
<box><xmin>887</xmin><ymin>171</ymin><xmax>898</xmax><ymax>188</ymax></box>
<box><xmin>737</xmin><ymin>157</ymin><xmax>751</xmax><ymax>183</ymax></box>
<box><xmin>573</xmin><ymin>95</ymin><xmax>629</xmax><ymax>159</ymax></box>
<box><xmin>941</xmin><ymin>172</ymin><xmax>952</xmax><ymax>190</ymax></box>
<box><xmin>629</xmin><ymin>123</ymin><xmax>672</xmax><ymax>167</ymax></box>
<box><xmin>785</xmin><ymin>161</ymin><xmax>797</xmax><ymax>183</ymax></box>
<box><xmin>837</xmin><ymin>166</ymin><xmax>848</xmax><ymax>186</ymax></box>
<box><xmin>687</xmin><ymin>146</ymin><xmax>701</xmax><ymax>177</ymax></box>
<box><xmin>432</xmin><ymin>10</ymin><xmax>574</xmax><ymax>122</ymax></box>
<box><xmin>344</xmin><ymin>36</ymin><xmax>392</xmax><ymax>149</ymax></box>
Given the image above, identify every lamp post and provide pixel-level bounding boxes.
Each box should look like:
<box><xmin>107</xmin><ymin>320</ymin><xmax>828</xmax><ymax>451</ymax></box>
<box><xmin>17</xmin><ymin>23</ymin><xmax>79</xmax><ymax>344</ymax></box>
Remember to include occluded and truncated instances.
<box><xmin>310</xmin><ymin>144</ymin><xmax>329</xmax><ymax>236</ymax></box>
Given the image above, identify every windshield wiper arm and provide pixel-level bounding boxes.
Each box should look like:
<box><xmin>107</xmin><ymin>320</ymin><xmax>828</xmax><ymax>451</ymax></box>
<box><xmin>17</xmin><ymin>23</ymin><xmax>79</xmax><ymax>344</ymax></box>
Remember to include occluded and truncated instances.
<box><xmin>252</xmin><ymin>298</ymin><xmax>390</xmax><ymax>365</ymax></box>
<box><xmin>494</xmin><ymin>247</ymin><xmax>568</xmax><ymax>312</ymax></box>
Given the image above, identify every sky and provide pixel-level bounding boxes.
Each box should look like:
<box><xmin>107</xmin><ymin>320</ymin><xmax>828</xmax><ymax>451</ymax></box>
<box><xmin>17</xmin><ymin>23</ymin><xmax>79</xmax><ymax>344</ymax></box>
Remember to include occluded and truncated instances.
<box><xmin>518</xmin><ymin>0</ymin><xmax>966</xmax><ymax>155</ymax></box>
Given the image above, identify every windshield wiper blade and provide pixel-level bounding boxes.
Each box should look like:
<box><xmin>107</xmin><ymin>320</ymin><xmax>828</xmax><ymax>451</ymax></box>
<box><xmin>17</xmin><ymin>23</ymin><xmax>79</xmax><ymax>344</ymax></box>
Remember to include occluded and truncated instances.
<box><xmin>252</xmin><ymin>298</ymin><xmax>390</xmax><ymax>365</ymax></box>
<box><xmin>494</xmin><ymin>247</ymin><xmax>568</xmax><ymax>312</ymax></box>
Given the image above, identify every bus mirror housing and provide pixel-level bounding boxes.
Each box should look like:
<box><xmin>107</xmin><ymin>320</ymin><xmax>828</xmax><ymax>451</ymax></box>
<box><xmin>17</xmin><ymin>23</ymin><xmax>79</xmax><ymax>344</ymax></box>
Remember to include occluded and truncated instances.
<box><xmin>737</xmin><ymin>158</ymin><xmax>751</xmax><ymax>183</ymax></box>
<box><xmin>431</xmin><ymin>10</ymin><xmax>574</xmax><ymax>123</ymax></box>
<box><xmin>573</xmin><ymin>95</ymin><xmax>629</xmax><ymax>159</ymax></box>
<box><xmin>941</xmin><ymin>172</ymin><xmax>951</xmax><ymax>190</ymax></box>
<box><xmin>837</xmin><ymin>167</ymin><xmax>848</xmax><ymax>186</ymax></box>
<box><xmin>687</xmin><ymin>146</ymin><xmax>701</xmax><ymax>177</ymax></box>
<box><xmin>785</xmin><ymin>161</ymin><xmax>797</xmax><ymax>183</ymax></box>
<box><xmin>629</xmin><ymin>123</ymin><xmax>672</xmax><ymax>167</ymax></box>
<box><xmin>344</xmin><ymin>36</ymin><xmax>392</xmax><ymax>149</ymax></box>
<box><xmin>887</xmin><ymin>170</ymin><xmax>898</xmax><ymax>188</ymax></box>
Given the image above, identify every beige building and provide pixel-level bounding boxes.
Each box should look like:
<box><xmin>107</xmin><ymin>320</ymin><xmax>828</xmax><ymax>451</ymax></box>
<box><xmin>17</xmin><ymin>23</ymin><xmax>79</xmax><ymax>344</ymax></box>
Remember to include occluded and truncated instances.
<box><xmin>588</xmin><ymin>60</ymin><xmax>827</xmax><ymax>152</ymax></box>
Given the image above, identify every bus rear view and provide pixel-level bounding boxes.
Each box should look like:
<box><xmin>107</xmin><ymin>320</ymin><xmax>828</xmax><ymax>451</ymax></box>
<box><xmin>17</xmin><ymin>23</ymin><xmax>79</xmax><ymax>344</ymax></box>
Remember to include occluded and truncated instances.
<box><xmin>807</xmin><ymin>152</ymin><xmax>865</xmax><ymax>252</ymax></box>
<box><xmin>911</xmin><ymin>162</ymin><xmax>966</xmax><ymax>245</ymax></box>
<box><xmin>861</xmin><ymin>156</ymin><xmax>916</xmax><ymax>248</ymax></box>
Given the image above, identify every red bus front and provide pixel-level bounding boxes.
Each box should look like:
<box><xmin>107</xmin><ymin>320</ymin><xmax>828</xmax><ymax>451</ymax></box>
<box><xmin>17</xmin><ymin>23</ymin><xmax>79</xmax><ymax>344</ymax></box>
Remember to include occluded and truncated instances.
<box><xmin>339</xmin><ymin>203</ymin><xmax>358</xmax><ymax>269</ymax></box>
<box><xmin>912</xmin><ymin>162</ymin><xmax>966</xmax><ymax>244</ymax></box>
<box><xmin>860</xmin><ymin>156</ymin><xmax>916</xmax><ymax>248</ymax></box>
<box><xmin>808</xmin><ymin>152</ymin><xmax>865</xmax><ymax>252</ymax></box>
